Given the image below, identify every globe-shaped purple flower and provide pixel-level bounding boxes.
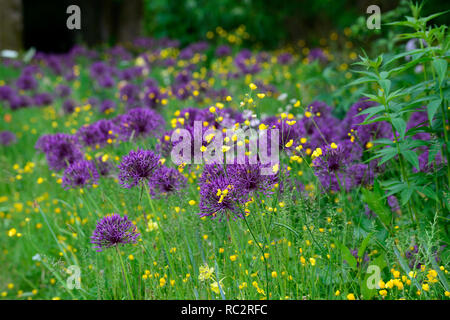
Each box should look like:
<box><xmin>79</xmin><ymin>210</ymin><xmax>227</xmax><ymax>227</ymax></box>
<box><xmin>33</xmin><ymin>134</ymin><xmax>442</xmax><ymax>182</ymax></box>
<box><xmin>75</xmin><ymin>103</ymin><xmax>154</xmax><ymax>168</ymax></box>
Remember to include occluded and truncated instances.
<box><xmin>91</xmin><ymin>214</ymin><xmax>140</xmax><ymax>252</ymax></box>
<box><xmin>118</xmin><ymin>108</ymin><xmax>165</xmax><ymax>140</ymax></box>
<box><xmin>118</xmin><ymin>149</ymin><xmax>161</xmax><ymax>188</ymax></box>
<box><xmin>148</xmin><ymin>166</ymin><xmax>187</xmax><ymax>197</ymax></box>
<box><xmin>62</xmin><ymin>160</ymin><xmax>100</xmax><ymax>189</ymax></box>
<box><xmin>227</xmin><ymin>160</ymin><xmax>278</xmax><ymax>195</ymax></box>
<box><xmin>0</xmin><ymin>131</ymin><xmax>17</xmax><ymax>146</ymax></box>
<box><xmin>199</xmin><ymin>163</ymin><xmax>249</xmax><ymax>220</ymax></box>
<box><xmin>35</xmin><ymin>133</ymin><xmax>83</xmax><ymax>171</ymax></box>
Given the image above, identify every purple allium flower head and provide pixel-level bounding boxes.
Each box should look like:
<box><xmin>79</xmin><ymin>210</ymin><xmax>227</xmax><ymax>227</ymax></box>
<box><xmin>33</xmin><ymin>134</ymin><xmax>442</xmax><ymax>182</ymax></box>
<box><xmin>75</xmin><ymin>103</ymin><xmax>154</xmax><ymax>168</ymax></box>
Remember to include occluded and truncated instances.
<box><xmin>98</xmin><ymin>74</ymin><xmax>115</xmax><ymax>88</ymax></box>
<box><xmin>119</xmin><ymin>66</ymin><xmax>143</xmax><ymax>81</ymax></box>
<box><xmin>16</xmin><ymin>73</ymin><xmax>38</xmax><ymax>91</ymax></box>
<box><xmin>88</xmin><ymin>97</ymin><xmax>100</xmax><ymax>108</ymax></box>
<box><xmin>76</xmin><ymin>119</ymin><xmax>118</xmax><ymax>147</ymax></box>
<box><xmin>178</xmin><ymin>107</ymin><xmax>214</xmax><ymax>128</ymax></box>
<box><xmin>364</xmin><ymin>204</ymin><xmax>376</xmax><ymax>218</ymax></box>
<box><xmin>227</xmin><ymin>159</ymin><xmax>278</xmax><ymax>195</ymax></box>
<box><xmin>277</xmin><ymin>52</ymin><xmax>293</xmax><ymax>65</ymax></box>
<box><xmin>199</xmin><ymin>163</ymin><xmax>249</xmax><ymax>220</ymax></box>
<box><xmin>118</xmin><ymin>149</ymin><xmax>161</xmax><ymax>188</ymax></box>
<box><xmin>33</xmin><ymin>92</ymin><xmax>53</xmax><ymax>106</ymax></box>
<box><xmin>300</xmin><ymin>101</ymin><xmax>341</xmax><ymax>148</ymax></box>
<box><xmin>119</xmin><ymin>83</ymin><xmax>140</xmax><ymax>107</ymax></box>
<box><xmin>0</xmin><ymin>131</ymin><xmax>17</xmax><ymax>146</ymax></box>
<box><xmin>174</xmin><ymin>70</ymin><xmax>191</xmax><ymax>85</ymax></box>
<box><xmin>347</xmin><ymin>163</ymin><xmax>374</xmax><ymax>186</ymax></box>
<box><xmin>179</xmin><ymin>47</ymin><xmax>194</xmax><ymax>60</ymax></box>
<box><xmin>308</xmin><ymin>48</ymin><xmax>328</xmax><ymax>64</ymax></box>
<box><xmin>148</xmin><ymin>166</ymin><xmax>187</xmax><ymax>197</ymax></box>
<box><xmin>9</xmin><ymin>94</ymin><xmax>32</xmax><ymax>110</ymax></box>
<box><xmin>234</xmin><ymin>49</ymin><xmax>261</xmax><ymax>75</ymax></box>
<box><xmin>263</xmin><ymin>117</ymin><xmax>306</xmax><ymax>151</ymax></box>
<box><xmin>216</xmin><ymin>45</ymin><xmax>232</xmax><ymax>57</ymax></box>
<box><xmin>118</xmin><ymin>107</ymin><xmax>165</xmax><ymax>140</ymax></box>
<box><xmin>62</xmin><ymin>160</ymin><xmax>99</xmax><ymax>189</ymax></box>
<box><xmin>55</xmin><ymin>84</ymin><xmax>72</xmax><ymax>98</ymax></box>
<box><xmin>35</xmin><ymin>133</ymin><xmax>83</xmax><ymax>171</ymax></box>
<box><xmin>0</xmin><ymin>85</ymin><xmax>15</xmax><ymax>101</ymax></box>
<box><xmin>405</xmin><ymin>245</ymin><xmax>421</xmax><ymax>269</ymax></box>
<box><xmin>387</xmin><ymin>195</ymin><xmax>400</xmax><ymax>212</ymax></box>
<box><xmin>189</xmin><ymin>41</ymin><xmax>209</xmax><ymax>53</ymax></box>
<box><xmin>312</xmin><ymin>141</ymin><xmax>369</xmax><ymax>192</ymax></box>
<box><xmin>63</xmin><ymin>99</ymin><xmax>77</xmax><ymax>114</ymax></box>
<box><xmin>143</xmin><ymin>85</ymin><xmax>166</xmax><ymax>109</ymax></box>
<box><xmin>90</xmin><ymin>61</ymin><xmax>109</xmax><ymax>78</ymax></box>
<box><xmin>415</xmin><ymin>150</ymin><xmax>444</xmax><ymax>173</ymax></box>
<box><xmin>342</xmin><ymin>97</ymin><xmax>392</xmax><ymax>147</ymax></box>
<box><xmin>143</xmin><ymin>78</ymin><xmax>158</xmax><ymax>88</ymax></box>
<box><xmin>172</xmin><ymin>83</ymin><xmax>191</xmax><ymax>100</ymax></box>
<box><xmin>312</xmin><ymin>143</ymin><xmax>353</xmax><ymax>173</ymax></box>
<box><xmin>91</xmin><ymin>214</ymin><xmax>140</xmax><ymax>252</ymax></box>
<box><xmin>99</xmin><ymin>99</ymin><xmax>116</xmax><ymax>114</ymax></box>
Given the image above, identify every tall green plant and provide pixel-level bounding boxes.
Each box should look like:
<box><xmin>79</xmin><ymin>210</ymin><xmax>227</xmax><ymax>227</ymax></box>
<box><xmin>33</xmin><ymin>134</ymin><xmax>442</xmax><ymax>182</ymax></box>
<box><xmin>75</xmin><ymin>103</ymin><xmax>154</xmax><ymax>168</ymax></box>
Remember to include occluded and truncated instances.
<box><xmin>350</xmin><ymin>2</ymin><xmax>449</xmax><ymax>227</ymax></box>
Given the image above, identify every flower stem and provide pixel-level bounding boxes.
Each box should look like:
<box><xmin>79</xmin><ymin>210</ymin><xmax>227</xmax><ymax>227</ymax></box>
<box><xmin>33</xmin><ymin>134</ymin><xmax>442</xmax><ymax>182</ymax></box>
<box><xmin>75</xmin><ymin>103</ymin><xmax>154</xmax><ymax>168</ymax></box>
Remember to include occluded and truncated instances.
<box><xmin>116</xmin><ymin>246</ymin><xmax>134</xmax><ymax>300</ymax></box>
<box><xmin>242</xmin><ymin>214</ymin><xmax>270</xmax><ymax>300</ymax></box>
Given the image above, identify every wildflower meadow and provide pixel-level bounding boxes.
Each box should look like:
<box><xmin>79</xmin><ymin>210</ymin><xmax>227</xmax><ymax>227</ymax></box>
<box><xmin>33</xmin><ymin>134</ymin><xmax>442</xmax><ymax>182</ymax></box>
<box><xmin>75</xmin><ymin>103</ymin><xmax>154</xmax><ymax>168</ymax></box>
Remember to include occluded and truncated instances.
<box><xmin>0</xmin><ymin>1</ymin><xmax>449</xmax><ymax>302</ymax></box>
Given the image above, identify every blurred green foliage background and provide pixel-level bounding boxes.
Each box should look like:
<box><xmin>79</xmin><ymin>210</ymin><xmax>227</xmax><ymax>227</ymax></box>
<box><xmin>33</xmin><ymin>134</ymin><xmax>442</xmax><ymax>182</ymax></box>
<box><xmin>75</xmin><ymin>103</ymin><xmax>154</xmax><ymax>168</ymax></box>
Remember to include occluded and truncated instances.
<box><xmin>143</xmin><ymin>0</ymin><xmax>449</xmax><ymax>48</ymax></box>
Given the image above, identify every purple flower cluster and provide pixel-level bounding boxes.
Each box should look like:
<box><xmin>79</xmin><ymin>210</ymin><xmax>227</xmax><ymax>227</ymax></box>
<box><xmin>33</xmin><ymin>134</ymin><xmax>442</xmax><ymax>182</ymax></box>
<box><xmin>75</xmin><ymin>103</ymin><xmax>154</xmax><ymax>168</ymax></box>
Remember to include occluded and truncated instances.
<box><xmin>116</xmin><ymin>107</ymin><xmax>165</xmax><ymax>140</ymax></box>
<box><xmin>91</xmin><ymin>214</ymin><xmax>140</xmax><ymax>252</ymax></box>
<box><xmin>312</xmin><ymin>141</ymin><xmax>372</xmax><ymax>192</ymax></box>
<box><xmin>308</xmin><ymin>48</ymin><xmax>328</xmax><ymax>64</ymax></box>
<box><xmin>0</xmin><ymin>131</ymin><xmax>17</xmax><ymax>146</ymax></box>
<box><xmin>342</xmin><ymin>98</ymin><xmax>392</xmax><ymax>147</ymax></box>
<box><xmin>90</xmin><ymin>61</ymin><xmax>116</xmax><ymax>89</ymax></box>
<box><xmin>199</xmin><ymin>165</ymin><xmax>248</xmax><ymax>220</ymax></box>
<box><xmin>76</xmin><ymin>119</ymin><xmax>118</xmax><ymax>147</ymax></box>
<box><xmin>118</xmin><ymin>149</ymin><xmax>161</xmax><ymax>188</ymax></box>
<box><xmin>198</xmin><ymin>160</ymin><xmax>279</xmax><ymax>220</ymax></box>
<box><xmin>148</xmin><ymin>166</ymin><xmax>187</xmax><ymax>197</ymax></box>
<box><xmin>35</xmin><ymin>133</ymin><xmax>83</xmax><ymax>171</ymax></box>
<box><xmin>350</xmin><ymin>248</ymin><xmax>370</xmax><ymax>267</ymax></box>
<box><xmin>62</xmin><ymin>160</ymin><xmax>100</xmax><ymax>189</ymax></box>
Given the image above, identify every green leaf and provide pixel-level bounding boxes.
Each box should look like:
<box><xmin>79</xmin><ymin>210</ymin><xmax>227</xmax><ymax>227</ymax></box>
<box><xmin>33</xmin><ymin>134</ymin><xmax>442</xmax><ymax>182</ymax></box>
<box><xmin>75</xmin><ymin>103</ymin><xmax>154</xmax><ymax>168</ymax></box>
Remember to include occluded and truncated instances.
<box><xmin>419</xmin><ymin>186</ymin><xmax>438</xmax><ymax>201</ymax></box>
<box><xmin>358</xmin><ymin>232</ymin><xmax>373</xmax><ymax>258</ymax></box>
<box><xmin>334</xmin><ymin>239</ymin><xmax>357</xmax><ymax>270</ymax></box>
<box><xmin>362</xmin><ymin>188</ymin><xmax>391</xmax><ymax>226</ymax></box>
<box><xmin>422</xmin><ymin>10</ymin><xmax>450</xmax><ymax>23</ymax></box>
<box><xmin>427</xmin><ymin>98</ymin><xmax>442</xmax><ymax>123</ymax></box>
<box><xmin>378</xmin><ymin>79</ymin><xmax>391</xmax><ymax>95</ymax></box>
<box><xmin>380</xmin><ymin>71</ymin><xmax>388</xmax><ymax>79</ymax></box>
<box><xmin>432</xmin><ymin>59</ymin><xmax>448</xmax><ymax>86</ymax></box>
<box><xmin>376</xmin><ymin>147</ymin><xmax>398</xmax><ymax>165</ymax></box>
<box><xmin>423</xmin><ymin>243</ymin><xmax>450</xmax><ymax>292</ymax></box>
<box><xmin>392</xmin><ymin>117</ymin><xmax>407</xmax><ymax>139</ymax></box>
<box><xmin>393</xmin><ymin>247</ymin><xmax>421</xmax><ymax>291</ymax></box>
<box><xmin>402</xmin><ymin>150</ymin><xmax>419</xmax><ymax>170</ymax></box>
<box><xmin>400</xmin><ymin>186</ymin><xmax>414</xmax><ymax>206</ymax></box>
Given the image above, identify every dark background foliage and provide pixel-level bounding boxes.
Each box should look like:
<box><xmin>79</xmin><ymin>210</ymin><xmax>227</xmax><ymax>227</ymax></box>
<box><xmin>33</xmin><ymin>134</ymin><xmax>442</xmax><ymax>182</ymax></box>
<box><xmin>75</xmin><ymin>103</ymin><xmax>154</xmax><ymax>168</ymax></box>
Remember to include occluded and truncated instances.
<box><xmin>143</xmin><ymin>0</ymin><xmax>449</xmax><ymax>48</ymax></box>
<box><xmin>1</xmin><ymin>0</ymin><xmax>448</xmax><ymax>52</ymax></box>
